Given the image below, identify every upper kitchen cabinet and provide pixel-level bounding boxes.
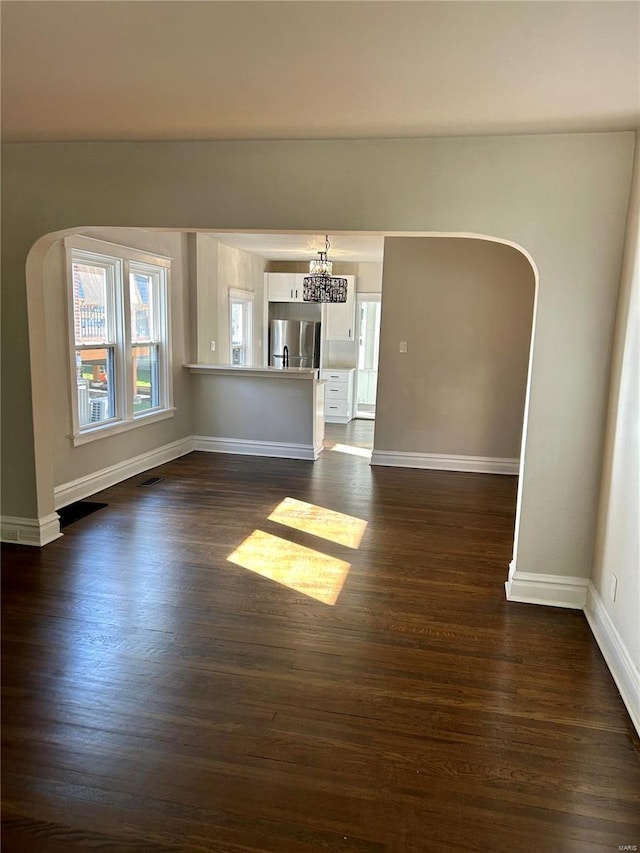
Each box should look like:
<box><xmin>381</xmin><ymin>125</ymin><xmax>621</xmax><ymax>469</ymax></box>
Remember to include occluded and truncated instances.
<box><xmin>323</xmin><ymin>276</ymin><xmax>356</xmax><ymax>341</ymax></box>
<box><xmin>266</xmin><ymin>273</ymin><xmax>304</xmax><ymax>302</ymax></box>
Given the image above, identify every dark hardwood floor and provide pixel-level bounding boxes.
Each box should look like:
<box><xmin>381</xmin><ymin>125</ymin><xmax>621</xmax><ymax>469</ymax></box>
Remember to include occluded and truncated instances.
<box><xmin>2</xmin><ymin>429</ymin><xmax>639</xmax><ymax>852</ymax></box>
<box><xmin>324</xmin><ymin>420</ymin><xmax>375</xmax><ymax>449</ymax></box>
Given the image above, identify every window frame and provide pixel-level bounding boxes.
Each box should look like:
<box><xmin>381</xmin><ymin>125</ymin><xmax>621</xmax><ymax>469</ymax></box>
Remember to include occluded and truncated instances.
<box><xmin>65</xmin><ymin>235</ymin><xmax>174</xmax><ymax>446</ymax></box>
<box><xmin>229</xmin><ymin>288</ymin><xmax>254</xmax><ymax>366</ymax></box>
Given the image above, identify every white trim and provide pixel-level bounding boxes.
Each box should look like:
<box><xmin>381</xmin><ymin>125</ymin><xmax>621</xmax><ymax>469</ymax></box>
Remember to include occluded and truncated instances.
<box><xmin>370</xmin><ymin>450</ymin><xmax>519</xmax><ymax>475</ymax></box>
<box><xmin>193</xmin><ymin>435</ymin><xmax>316</xmax><ymax>461</ymax></box>
<box><xmin>584</xmin><ymin>582</ymin><xmax>640</xmax><ymax>736</ymax></box>
<box><xmin>64</xmin><ymin>234</ymin><xmax>172</xmax><ymax>267</ymax></box>
<box><xmin>54</xmin><ymin>436</ymin><xmax>194</xmax><ymax>509</ymax></box>
<box><xmin>70</xmin><ymin>407</ymin><xmax>176</xmax><ymax>446</ymax></box>
<box><xmin>505</xmin><ymin>561</ymin><xmax>588</xmax><ymax>609</ymax></box>
<box><xmin>1</xmin><ymin>513</ymin><xmax>62</xmax><ymax>546</ymax></box>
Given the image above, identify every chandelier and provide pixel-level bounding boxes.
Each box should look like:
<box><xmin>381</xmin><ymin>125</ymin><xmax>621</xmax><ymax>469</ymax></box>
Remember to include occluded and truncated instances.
<box><xmin>303</xmin><ymin>236</ymin><xmax>347</xmax><ymax>303</ymax></box>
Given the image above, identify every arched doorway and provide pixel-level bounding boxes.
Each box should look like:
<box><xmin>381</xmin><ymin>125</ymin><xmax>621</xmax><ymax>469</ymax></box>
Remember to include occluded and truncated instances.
<box><xmin>24</xmin><ymin>227</ymin><xmax>539</xmax><ymax>597</ymax></box>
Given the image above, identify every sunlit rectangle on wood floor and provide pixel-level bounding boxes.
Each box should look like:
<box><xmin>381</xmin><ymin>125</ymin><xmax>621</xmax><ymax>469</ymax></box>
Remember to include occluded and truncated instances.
<box><xmin>329</xmin><ymin>442</ymin><xmax>372</xmax><ymax>460</ymax></box>
<box><xmin>227</xmin><ymin>529</ymin><xmax>351</xmax><ymax>606</ymax></box>
<box><xmin>268</xmin><ymin>497</ymin><xmax>367</xmax><ymax>549</ymax></box>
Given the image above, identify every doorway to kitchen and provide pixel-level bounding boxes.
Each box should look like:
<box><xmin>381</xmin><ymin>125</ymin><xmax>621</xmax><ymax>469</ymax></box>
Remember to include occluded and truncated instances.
<box><xmin>355</xmin><ymin>293</ymin><xmax>381</xmax><ymax>419</ymax></box>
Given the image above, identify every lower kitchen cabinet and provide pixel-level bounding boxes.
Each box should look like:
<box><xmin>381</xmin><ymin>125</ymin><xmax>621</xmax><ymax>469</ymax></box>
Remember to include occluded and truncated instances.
<box><xmin>320</xmin><ymin>368</ymin><xmax>355</xmax><ymax>423</ymax></box>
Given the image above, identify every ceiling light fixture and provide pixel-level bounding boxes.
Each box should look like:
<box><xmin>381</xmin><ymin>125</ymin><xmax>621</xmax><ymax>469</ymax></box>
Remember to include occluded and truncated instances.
<box><xmin>303</xmin><ymin>236</ymin><xmax>347</xmax><ymax>303</ymax></box>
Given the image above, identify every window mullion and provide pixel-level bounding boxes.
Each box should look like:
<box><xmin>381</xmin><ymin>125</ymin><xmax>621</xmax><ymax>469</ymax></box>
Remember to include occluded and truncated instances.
<box><xmin>121</xmin><ymin>259</ymin><xmax>134</xmax><ymax>421</ymax></box>
<box><xmin>162</xmin><ymin>267</ymin><xmax>172</xmax><ymax>409</ymax></box>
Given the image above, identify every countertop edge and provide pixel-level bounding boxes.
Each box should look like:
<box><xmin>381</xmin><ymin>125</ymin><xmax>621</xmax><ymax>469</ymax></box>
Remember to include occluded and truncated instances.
<box><xmin>185</xmin><ymin>364</ymin><xmax>319</xmax><ymax>380</ymax></box>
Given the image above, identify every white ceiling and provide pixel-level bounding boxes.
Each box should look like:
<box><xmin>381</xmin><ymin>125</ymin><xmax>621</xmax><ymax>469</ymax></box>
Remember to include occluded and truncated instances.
<box><xmin>2</xmin><ymin>1</ymin><xmax>638</xmax><ymax>143</ymax></box>
<box><xmin>209</xmin><ymin>232</ymin><xmax>385</xmax><ymax>262</ymax></box>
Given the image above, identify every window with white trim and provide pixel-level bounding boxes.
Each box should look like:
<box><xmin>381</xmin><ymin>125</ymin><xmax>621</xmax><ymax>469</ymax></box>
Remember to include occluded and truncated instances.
<box><xmin>229</xmin><ymin>289</ymin><xmax>254</xmax><ymax>366</ymax></box>
<box><xmin>66</xmin><ymin>236</ymin><xmax>173</xmax><ymax>445</ymax></box>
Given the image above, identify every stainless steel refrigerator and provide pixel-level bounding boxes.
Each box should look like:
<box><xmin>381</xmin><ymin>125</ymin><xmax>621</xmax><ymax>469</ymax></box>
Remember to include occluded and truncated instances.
<box><xmin>269</xmin><ymin>320</ymin><xmax>321</xmax><ymax>369</ymax></box>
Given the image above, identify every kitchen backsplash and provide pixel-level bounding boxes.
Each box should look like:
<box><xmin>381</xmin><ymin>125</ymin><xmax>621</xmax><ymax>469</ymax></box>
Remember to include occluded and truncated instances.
<box><xmin>268</xmin><ymin>302</ymin><xmax>322</xmax><ymax>322</ymax></box>
<box><xmin>323</xmin><ymin>340</ymin><xmax>357</xmax><ymax>369</ymax></box>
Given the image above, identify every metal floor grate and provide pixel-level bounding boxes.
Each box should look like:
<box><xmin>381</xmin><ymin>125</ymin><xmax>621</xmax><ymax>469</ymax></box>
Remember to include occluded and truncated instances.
<box><xmin>137</xmin><ymin>477</ymin><xmax>164</xmax><ymax>487</ymax></box>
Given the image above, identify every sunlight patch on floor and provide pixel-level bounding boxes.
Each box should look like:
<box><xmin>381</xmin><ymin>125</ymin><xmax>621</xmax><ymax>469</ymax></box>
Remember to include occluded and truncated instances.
<box><xmin>268</xmin><ymin>497</ymin><xmax>368</xmax><ymax>549</ymax></box>
<box><xmin>329</xmin><ymin>443</ymin><xmax>373</xmax><ymax>460</ymax></box>
<box><xmin>227</xmin><ymin>529</ymin><xmax>350</xmax><ymax>606</ymax></box>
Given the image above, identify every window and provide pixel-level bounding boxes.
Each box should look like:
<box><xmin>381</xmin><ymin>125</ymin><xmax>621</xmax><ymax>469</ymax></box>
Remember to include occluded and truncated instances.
<box><xmin>66</xmin><ymin>236</ymin><xmax>173</xmax><ymax>445</ymax></box>
<box><xmin>229</xmin><ymin>289</ymin><xmax>254</xmax><ymax>366</ymax></box>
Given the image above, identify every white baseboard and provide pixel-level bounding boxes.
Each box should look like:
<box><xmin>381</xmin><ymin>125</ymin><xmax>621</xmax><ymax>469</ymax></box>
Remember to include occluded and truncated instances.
<box><xmin>54</xmin><ymin>436</ymin><xmax>194</xmax><ymax>509</ymax></box>
<box><xmin>505</xmin><ymin>561</ymin><xmax>589</xmax><ymax>609</ymax></box>
<box><xmin>370</xmin><ymin>450</ymin><xmax>519</xmax><ymax>475</ymax></box>
<box><xmin>1</xmin><ymin>513</ymin><xmax>62</xmax><ymax>546</ymax></box>
<box><xmin>584</xmin><ymin>582</ymin><xmax>640</xmax><ymax>736</ymax></box>
<box><xmin>193</xmin><ymin>435</ymin><xmax>316</xmax><ymax>461</ymax></box>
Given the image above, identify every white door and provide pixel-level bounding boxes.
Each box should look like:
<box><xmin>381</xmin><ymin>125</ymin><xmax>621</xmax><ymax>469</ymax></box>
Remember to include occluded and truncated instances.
<box><xmin>355</xmin><ymin>293</ymin><xmax>381</xmax><ymax>418</ymax></box>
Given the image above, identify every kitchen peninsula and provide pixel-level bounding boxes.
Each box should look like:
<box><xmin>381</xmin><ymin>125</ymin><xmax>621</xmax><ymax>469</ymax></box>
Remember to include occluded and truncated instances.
<box><xmin>186</xmin><ymin>365</ymin><xmax>325</xmax><ymax>460</ymax></box>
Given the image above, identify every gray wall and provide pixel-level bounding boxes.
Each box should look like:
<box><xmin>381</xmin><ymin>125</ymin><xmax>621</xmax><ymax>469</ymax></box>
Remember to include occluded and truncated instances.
<box><xmin>194</xmin><ymin>233</ymin><xmax>219</xmax><ymax>364</ymax></box>
<box><xmin>191</xmin><ymin>373</ymin><xmax>314</xmax><ymax>446</ymax></box>
<box><xmin>375</xmin><ymin>237</ymin><xmax>535</xmax><ymax>459</ymax></box>
<box><xmin>195</xmin><ymin>234</ymin><xmax>267</xmax><ymax>365</ymax></box>
<box><xmin>217</xmin><ymin>240</ymin><xmax>267</xmax><ymax>366</ymax></box>
<box><xmin>592</xmin><ymin>142</ymin><xmax>640</xmax><ymax>675</ymax></box>
<box><xmin>0</xmin><ymin>133</ymin><xmax>634</xmax><ymax>592</ymax></box>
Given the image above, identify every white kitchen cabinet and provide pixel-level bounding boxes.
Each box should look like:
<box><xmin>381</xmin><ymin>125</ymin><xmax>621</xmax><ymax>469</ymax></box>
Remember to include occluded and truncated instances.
<box><xmin>266</xmin><ymin>273</ymin><xmax>304</xmax><ymax>302</ymax></box>
<box><xmin>323</xmin><ymin>276</ymin><xmax>356</xmax><ymax>341</ymax></box>
<box><xmin>320</xmin><ymin>368</ymin><xmax>355</xmax><ymax>423</ymax></box>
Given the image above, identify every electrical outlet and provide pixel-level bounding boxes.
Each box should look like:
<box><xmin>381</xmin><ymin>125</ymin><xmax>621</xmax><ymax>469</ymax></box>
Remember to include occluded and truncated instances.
<box><xmin>399</xmin><ymin>341</ymin><xmax>408</xmax><ymax>353</ymax></box>
<box><xmin>610</xmin><ymin>573</ymin><xmax>618</xmax><ymax>602</ymax></box>
<box><xmin>210</xmin><ymin>340</ymin><xmax>216</xmax><ymax>352</ymax></box>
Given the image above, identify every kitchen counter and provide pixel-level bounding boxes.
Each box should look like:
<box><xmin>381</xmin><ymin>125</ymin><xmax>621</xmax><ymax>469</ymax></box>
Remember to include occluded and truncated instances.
<box><xmin>185</xmin><ymin>364</ymin><xmax>318</xmax><ymax>380</ymax></box>
<box><xmin>186</xmin><ymin>364</ymin><xmax>325</xmax><ymax>460</ymax></box>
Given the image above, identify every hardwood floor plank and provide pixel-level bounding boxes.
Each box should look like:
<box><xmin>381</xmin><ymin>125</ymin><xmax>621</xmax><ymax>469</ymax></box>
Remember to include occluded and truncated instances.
<box><xmin>3</xmin><ymin>429</ymin><xmax>639</xmax><ymax>851</ymax></box>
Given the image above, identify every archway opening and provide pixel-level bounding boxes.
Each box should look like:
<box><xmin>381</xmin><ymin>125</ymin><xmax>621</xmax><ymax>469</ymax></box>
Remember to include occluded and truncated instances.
<box><xmin>25</xmin><ymin>226</ymin><xmax>539</xmax><ymax>591</ymax></box>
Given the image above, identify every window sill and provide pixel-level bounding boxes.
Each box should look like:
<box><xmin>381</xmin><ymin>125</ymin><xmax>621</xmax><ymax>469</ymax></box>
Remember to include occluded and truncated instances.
<box><xmin>70</xmin><ymin>407</ymin><xmax>176</xmax><ymax>446</ymax></box>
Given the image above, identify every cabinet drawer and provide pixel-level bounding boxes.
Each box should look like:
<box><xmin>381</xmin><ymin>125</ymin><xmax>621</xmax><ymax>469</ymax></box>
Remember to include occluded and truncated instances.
<box><xmin>325</xmin><ymin>385</ymin><xmax>348</xmax><ymax>401</ymax></box>
<box><xmin>324</xmin><ymin>399</ymin><xmax>349</xmax><ymax>418</ymax></box>
<box><xmin>320</xmin><ymin>370</ymin><xmax>351</xmax><ymax>383</ymax></box>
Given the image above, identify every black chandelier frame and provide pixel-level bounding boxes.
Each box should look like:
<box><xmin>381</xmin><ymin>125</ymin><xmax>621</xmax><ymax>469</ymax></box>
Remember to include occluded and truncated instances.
<box><xmin>303</xmin><ymin>236</ymin><xmax>348</xmax><ymax>303</ymax></box>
